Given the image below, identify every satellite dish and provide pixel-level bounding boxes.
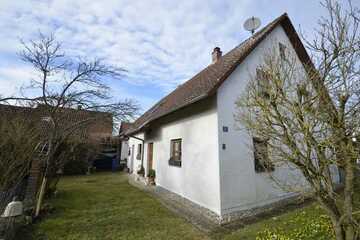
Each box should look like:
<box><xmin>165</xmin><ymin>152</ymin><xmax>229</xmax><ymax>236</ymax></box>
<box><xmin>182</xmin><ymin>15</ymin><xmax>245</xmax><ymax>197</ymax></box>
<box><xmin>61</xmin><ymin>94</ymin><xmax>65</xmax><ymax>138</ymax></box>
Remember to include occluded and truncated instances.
<box><xmin>244</xmin><ymin>17</ymin><xmax>261</xmax><ymax>35</ymax></box>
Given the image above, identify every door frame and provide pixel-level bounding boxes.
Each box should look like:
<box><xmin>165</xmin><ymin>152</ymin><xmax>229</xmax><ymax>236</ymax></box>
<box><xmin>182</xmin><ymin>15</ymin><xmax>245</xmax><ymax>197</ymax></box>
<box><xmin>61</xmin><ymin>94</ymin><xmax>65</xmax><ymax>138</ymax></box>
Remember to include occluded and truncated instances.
<box><xmin>147</xmin><ymin>143</ymin><xmax>154</xmax><ymax>171</ymax></box>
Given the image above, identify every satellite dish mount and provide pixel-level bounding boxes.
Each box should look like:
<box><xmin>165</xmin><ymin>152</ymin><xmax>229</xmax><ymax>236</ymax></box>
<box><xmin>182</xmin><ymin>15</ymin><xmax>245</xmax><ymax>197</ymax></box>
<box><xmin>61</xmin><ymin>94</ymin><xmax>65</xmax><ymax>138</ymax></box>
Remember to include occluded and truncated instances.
<box><xmin>244</xmin><ymin>16</ymin><xmax>261</xmax><ymax>35</ymax></box>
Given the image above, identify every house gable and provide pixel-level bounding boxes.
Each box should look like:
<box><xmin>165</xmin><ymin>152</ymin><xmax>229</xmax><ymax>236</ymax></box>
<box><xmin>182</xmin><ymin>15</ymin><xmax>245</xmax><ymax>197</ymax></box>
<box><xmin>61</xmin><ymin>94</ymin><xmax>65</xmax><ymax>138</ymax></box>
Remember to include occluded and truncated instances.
<box><xmin>125</xmin><ymin>13</ymin><xmax>313</xmax><ymax>136</ymax></box>
<box><xmin>125</xmin><ymin>14</ymin><xmax>317</xmax><ymax>220</ymax></box>
<box><xmin>216</xmin><ymin>24</ymin><xmax>311</xmax><ymax>215</ymax></box>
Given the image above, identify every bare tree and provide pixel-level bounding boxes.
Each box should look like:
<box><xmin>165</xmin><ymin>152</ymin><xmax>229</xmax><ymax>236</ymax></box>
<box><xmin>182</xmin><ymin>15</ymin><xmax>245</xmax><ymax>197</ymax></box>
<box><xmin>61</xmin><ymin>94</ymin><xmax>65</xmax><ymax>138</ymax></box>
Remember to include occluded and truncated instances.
<box><xmin>0</xmin><ymin>33</ymin><xmax>139</xmax><ymax>217</ymax></box>
<box><xmin>236</xmin><ymin>1</ymin><xmax>360</xmax><ymax>239</ymax></box>
<box><xmin>0</xmin><ymin>115</ymin><xmax>40</xmax><ymax>197</ymax></box>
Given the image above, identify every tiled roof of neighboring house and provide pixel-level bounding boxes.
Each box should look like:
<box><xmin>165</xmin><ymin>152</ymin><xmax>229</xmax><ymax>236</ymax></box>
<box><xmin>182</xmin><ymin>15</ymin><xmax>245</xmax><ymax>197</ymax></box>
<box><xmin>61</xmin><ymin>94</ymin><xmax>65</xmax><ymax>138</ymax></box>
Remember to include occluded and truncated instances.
<box><xmin>45</xmin><ymin>106</ymin><xmax>113</xmax><ymax>142</ymax></box>
<box><xmin>0</xmin><ymin>104</ymin><xmax>35</xmax><ymax>116</ymax></box>
<box><xmin>119</xmin><ymin>122</ymin><xmax>133</xmax><ymax>135</ymax></box>
<box><xmin>125</xmin><ymin>13</ymin><xmax>313</xmax><ymax>135</ymax></box>
<box><xmin>0</xmin><ymin>104</ymin><xmax>113</xmax><ymax>142</ymax></box>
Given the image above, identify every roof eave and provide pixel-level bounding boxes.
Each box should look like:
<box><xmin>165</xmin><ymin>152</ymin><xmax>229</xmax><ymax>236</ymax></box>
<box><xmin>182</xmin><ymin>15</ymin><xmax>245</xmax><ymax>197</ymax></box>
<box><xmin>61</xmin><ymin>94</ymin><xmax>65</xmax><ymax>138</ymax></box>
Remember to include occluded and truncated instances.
<box><xmin>125</xmin><ymin>13</ymin><xmax>315</xmax><ymax>137</ymax></box>
<box><xmin>125</xmin><ymin>93</ymin><xmax>209</xmax><ymax>135</ymax></box>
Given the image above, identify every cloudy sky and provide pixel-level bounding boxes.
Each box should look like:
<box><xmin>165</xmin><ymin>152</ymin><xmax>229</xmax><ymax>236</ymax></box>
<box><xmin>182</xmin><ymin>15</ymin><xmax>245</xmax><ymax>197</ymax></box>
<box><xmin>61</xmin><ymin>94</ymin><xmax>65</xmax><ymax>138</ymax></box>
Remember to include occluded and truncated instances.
<box><xmin>0</xmin><ymin>0</ymin><xmax>356</xmax><ymax>112</ymax></box>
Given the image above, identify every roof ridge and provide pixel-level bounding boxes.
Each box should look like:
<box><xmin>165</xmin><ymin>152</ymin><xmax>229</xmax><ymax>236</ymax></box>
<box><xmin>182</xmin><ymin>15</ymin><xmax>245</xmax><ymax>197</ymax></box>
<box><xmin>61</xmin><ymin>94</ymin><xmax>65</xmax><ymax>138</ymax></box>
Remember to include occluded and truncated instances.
<box><xmin>219</xmin><ymin>13</ymin><xmax>288</xmax><ymax>58</ymax></box>
<box><xmin>126</xmin><ymin>13</ymin><xmax>296</xmax><ymax>135</ymax></box>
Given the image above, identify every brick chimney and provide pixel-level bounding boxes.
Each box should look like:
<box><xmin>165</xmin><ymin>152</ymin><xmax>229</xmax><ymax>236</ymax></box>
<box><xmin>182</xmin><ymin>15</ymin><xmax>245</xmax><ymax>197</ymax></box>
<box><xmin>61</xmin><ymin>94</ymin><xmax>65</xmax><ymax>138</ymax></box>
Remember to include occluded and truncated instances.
<box><xmin>212</xmin><ymin>47</ymin><xmax>222</xmax><ymax>63</ymax></box>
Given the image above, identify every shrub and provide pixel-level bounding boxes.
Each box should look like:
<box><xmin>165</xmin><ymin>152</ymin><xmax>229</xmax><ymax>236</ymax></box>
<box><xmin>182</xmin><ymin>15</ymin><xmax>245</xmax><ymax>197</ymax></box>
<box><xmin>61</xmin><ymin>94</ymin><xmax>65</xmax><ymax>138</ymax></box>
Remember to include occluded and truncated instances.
<box><xmin>147</xmin><ymin>169</ymin><xmax>156</xmax><ymax>178</ymax></box>
<box><xmin>63</xmin><ymin>158</ymin><xmax>88</xmax><ymax>175</ymax></box>
<box><xmin>62</xmin><ymin>143</ymin><xmax>96</xmax><ymax>175</ymax></box>
<box><xmin>0</xmin><ymin>116</ymin><xmax>40</xmax><ymax>191</ymax></box>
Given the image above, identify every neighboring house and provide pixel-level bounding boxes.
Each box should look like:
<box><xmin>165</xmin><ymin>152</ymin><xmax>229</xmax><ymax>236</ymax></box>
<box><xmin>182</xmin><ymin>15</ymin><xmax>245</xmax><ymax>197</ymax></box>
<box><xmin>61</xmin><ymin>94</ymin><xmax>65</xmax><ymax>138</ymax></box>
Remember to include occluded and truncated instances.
<box><xmin>120</xmin><ymin>14</ymin><xmax>340</xmax><ymax>223</ymax></box>
<box><xmin>0</xmin><ymin>104</ymin><xmax>113</xmax><ymax>143</ymax></box>
<box><xmin>0</xmin><ymin>103</ymin><xmax>113</xmax><ymax>201</ymax></box>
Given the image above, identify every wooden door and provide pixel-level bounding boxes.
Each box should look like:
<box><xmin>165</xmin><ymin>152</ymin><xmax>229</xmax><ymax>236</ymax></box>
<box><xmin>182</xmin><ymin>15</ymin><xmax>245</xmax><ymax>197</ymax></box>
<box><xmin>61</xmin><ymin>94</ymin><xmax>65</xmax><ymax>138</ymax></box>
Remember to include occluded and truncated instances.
<box><xmin>147</xmin><ymin>143</ymin><xmax>154</xmax><ymax>170</ymax></box>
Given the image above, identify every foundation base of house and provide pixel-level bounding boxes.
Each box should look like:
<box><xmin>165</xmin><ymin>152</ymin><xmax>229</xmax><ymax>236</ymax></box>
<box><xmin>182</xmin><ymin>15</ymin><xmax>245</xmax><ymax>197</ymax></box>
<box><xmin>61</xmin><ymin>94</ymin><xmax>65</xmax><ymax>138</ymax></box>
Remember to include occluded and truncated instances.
<box><xmin>219</xmin><ymin>194</ymin><xmax>306</xmax><ymax>225</ymax></box>
<box><xmin>128</xmin><ymin>174</ymin><xmax>221</xmax><ymax>232</ymax></box>
<box><xmin>128</xmin><ymin>174</ymin><xmax>309</xmax><ymax>231</ymax></box>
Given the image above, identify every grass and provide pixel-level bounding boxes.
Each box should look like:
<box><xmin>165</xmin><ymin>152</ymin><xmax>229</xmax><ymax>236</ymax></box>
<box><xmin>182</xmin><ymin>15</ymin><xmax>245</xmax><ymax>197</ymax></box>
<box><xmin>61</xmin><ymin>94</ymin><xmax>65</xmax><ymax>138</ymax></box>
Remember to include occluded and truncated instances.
<box><xmin>222</xmin><ymin>176</ymin><xmax>360</xmax><ymax>240</ymax></box>
<box><xmin>16</xmin><ymin>172</ymin><xmax>360</xmax><ymax>240</ymax></box>
<box><xmin>220</xmin><ymin>203</ymin><xmax>329</xmax><ymax>240</ymax></box>
<box><xmin>17</xmin><ymin>173</ymin><xmax>209</xmax><ymax>240</ymax></box>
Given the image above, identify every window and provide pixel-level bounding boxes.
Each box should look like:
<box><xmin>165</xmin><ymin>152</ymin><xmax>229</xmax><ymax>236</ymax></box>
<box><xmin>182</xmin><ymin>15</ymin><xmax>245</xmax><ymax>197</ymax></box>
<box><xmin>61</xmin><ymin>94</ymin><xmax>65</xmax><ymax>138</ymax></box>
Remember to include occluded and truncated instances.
<box><xmin>253</xmin><ymin>138</ymin><xmax>274</xmax><ymax>173</ymax></box>
<box><xmin>279</xmin><ymin>42</ymin><xmax>286</xmax><ymax>60</ymax></box>
<box><xmin>256</xmin><ymin>68</ymin><xmax>270</xmax><ymax>98</ymax></box>
<box><xmin>169</xmin><ymin>139</ymin><xmax>182</xmax><ymax>167</ymax></box>
<box><xmin>136</xmin><ymin>144</ymin><xmax>142</xmax><ymax>160</ymax></box>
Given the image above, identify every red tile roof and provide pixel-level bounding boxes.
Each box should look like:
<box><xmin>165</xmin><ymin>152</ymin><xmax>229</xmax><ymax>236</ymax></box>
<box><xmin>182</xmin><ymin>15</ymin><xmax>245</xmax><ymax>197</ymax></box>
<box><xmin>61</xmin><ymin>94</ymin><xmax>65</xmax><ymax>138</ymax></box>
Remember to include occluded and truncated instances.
<box><xmin>119</xmin><ymin>121</ymin><xmax>133</xmax><ymax>135</ymax></box>
<box><xmin>0</xmin><ymin>104</ymin><xmax>113</xmax><ymax>141</ymax></box>
<box><xmin>125</xmin><ymin>13</ymin><xmax>313</xmax><ymax>135</ymax></box>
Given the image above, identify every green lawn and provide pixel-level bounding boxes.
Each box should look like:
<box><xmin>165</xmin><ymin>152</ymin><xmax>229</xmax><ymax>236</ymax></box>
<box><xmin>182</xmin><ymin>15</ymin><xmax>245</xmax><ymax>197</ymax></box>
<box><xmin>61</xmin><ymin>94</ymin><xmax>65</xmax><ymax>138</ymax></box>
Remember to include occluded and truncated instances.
<box><xmin>16</xmin><ymin>172</ymin><xmax>359</xmax><ymax>240</ymax></box>
<box><xmin>18</xmin><ymin>173</ymin><xmax>209</xmax><ymax>240</ymax></box>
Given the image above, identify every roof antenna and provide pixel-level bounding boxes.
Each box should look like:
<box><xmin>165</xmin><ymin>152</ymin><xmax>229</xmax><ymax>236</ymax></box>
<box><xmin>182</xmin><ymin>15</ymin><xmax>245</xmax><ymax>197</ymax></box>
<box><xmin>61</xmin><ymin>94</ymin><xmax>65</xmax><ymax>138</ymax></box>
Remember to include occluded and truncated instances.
<box><xmin>244</xmin><ymin>16</ymin><xmax>261</xmax><ymax>35</ymax></box>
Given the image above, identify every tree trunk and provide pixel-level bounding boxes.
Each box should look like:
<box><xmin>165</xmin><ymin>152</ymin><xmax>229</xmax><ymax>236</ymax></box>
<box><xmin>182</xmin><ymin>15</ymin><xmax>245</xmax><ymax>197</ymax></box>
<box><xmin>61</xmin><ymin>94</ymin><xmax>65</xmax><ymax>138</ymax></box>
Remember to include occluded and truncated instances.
<box><xmin>332</xmin><ymin>222</ymin><xmax>357</xmax><ymax>240</ymax></box>
<box><xmin>35</xmin><ymin>176</ymin><xmax>47</xmax><ymax>217</ymax></box>
<box><xmin>330</xmin><ymin>216</ymin><xmax>358</xmax><ymax>240</ymax></box>
<box><xmin>344</xmin><ymin>153</ymin><xmax>355</xmax><ymax>240</ymax></box>
<box><xmin>316</xmin><ymin>195</ymin><xmax>351</xmax><ymax>240</ymax></box>
<box><xmin>345</xmin><ymin>226</ymin><xmax>355</xmax><ymax>240</ymax></box>
<box><xmin>34</xmin><ymin>153</ymin><xmax>55</xmax><ymax>217</ymax></box>
<box><xmin>35</xmin><ymin>131</ymin><xmax>54</xmax><ymax>217</ymax></box>
<box><xmin>333</xmin><ymin>223</ymin><xmax>345</xmax><ymax>240</ymax></box>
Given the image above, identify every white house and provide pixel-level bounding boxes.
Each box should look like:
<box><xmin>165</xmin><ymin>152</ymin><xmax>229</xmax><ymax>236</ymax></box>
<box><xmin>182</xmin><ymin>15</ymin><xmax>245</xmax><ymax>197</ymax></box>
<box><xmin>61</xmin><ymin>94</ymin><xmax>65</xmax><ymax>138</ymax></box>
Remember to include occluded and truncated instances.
<box><xmin>120</xmin><ymin>14</ymin><xmax>339</xmax><ymax>223</ymax></box>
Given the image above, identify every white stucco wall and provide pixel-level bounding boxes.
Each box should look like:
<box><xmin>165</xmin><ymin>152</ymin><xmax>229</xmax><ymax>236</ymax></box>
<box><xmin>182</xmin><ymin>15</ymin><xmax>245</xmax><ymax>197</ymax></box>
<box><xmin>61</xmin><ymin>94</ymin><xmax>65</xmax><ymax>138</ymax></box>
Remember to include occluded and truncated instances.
<box><xmin>128</xmin><ymin>132</ymin><xmax>145</xmax><ymax>173</ymax></box>
<box><xmin>128</xmin><ymin>25</ymin><xmax>340</xmax><ymax>218</ymax></box>
<box><xmin>128</xmin><ymin>98</ymin><xmax>222</xmax><ymax>215</ymax></box>
<box><xmin>216</xmin><ymin>25</ymin><xmax>337</xmax><ymax>215</ymax></box>
<box><xmin>120</xmin><ymin>141</ymin><xmax>129</xmax><ymax>161</ymax></box>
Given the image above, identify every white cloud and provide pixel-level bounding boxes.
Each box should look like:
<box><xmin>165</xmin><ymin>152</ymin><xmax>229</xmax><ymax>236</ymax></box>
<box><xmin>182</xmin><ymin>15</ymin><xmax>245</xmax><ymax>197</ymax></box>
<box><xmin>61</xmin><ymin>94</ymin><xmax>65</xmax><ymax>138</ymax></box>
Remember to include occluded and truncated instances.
<box><xmin>0</xmin><ymin>0</ymin><xmax>250</xmax><ymax>94</ymax></box>
<box><xmin>1</xmin><ymin>0</ymin><xmax>357</xmax><ymax>109</ymax></box>
<box><xmin>0</xmin><ymin>63</ymin><xmax>34</xmax><ymax>95</ymax></box>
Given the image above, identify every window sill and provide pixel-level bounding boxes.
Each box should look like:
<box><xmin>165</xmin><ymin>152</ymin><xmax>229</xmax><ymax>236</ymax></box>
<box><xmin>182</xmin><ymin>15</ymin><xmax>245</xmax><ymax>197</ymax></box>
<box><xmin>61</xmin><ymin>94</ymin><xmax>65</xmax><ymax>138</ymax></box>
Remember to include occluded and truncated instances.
<box><xmin>169</xmin><ymin>159</ymin><xmax>181</xmax><ymax>167</ymax></box>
